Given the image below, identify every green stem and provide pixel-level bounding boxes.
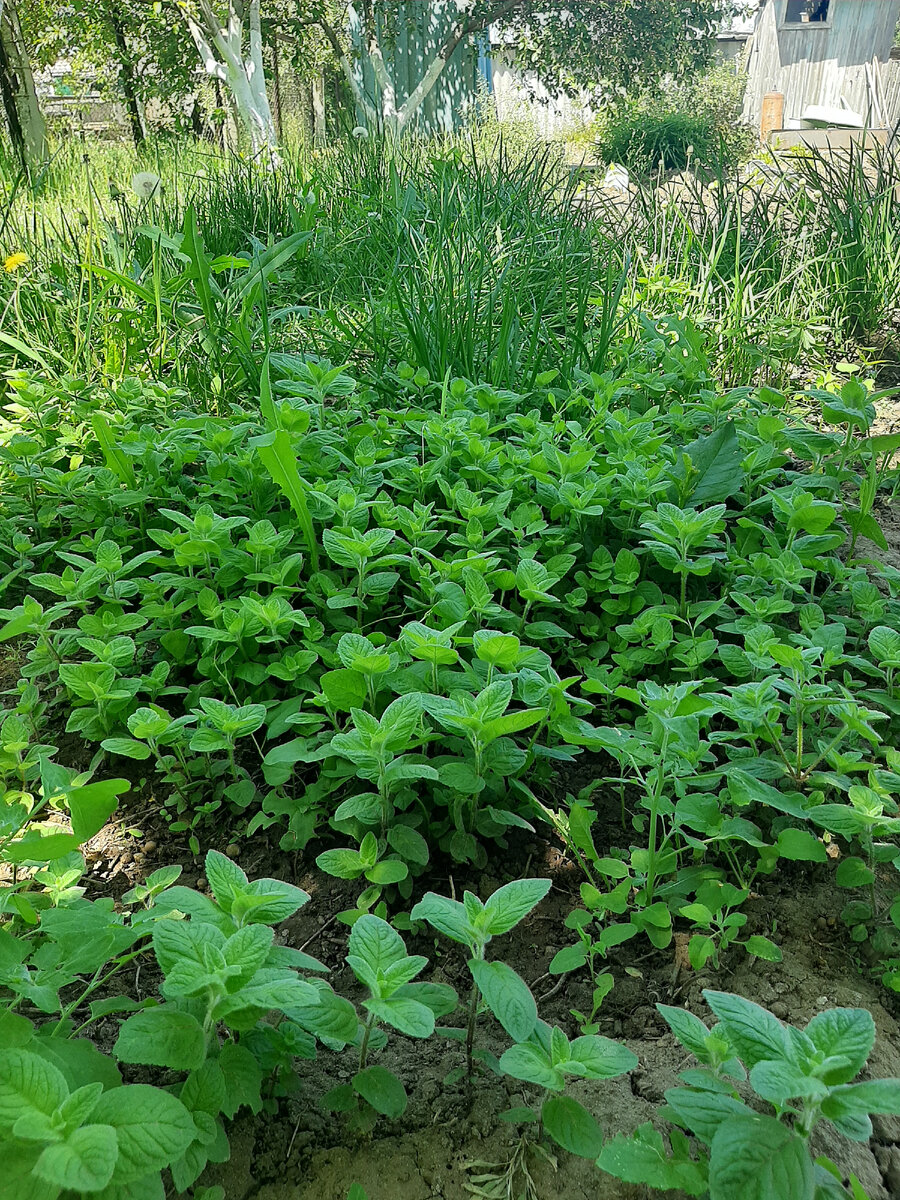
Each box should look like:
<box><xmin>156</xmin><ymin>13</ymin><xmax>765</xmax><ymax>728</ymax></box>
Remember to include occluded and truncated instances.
<box><xmin>359</xmin><ymin>1011</ymin><xmax>376</xmax><ymax>1070</ymax></box>
<box><xmin>55</xmin><ymin>948</ymin><xmax>147</xmax><ymax>1035</ymax></box>
<box><xmin>645</xmin><ymin>732</ymin><xmax>670</xmax><ymax>904</ymax></box>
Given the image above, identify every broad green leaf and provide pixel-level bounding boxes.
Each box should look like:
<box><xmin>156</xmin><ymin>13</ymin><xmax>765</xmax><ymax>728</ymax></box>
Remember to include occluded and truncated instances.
<box><xmin>114</xmin><ymin>1009</ymin><xmax>206</xmax><ymax>1072</ymax></box>
<box><xmin>549</xmin><ymin>944</ymin><xmax>588</xmax><ymax>974</ymax></box>
<box><xmin>824</xmin><ymin>1078</ymin><xmax>900</xmax><ymax>1117</ymax></box>
<box><xmin>0</xmin><ymin>1050</ymin><xmax>69</xmax><ymax>1127</ymax></box>
<box><xmin>468</xmin><ymin>960</ymin><xmax>537</xmax><ymax>1043</ymax></box>
<box><xmin>100</xmin><ymin>738</ymin><xmax>152</xmax><ymax>761</ymax></box>
<box><xmin>728</xmin><ymin>771</ymin><xmax>808</xmax><ymax>820</ymax></box>
<box><xmin>394</xmin><ymin>982</ymin><xmax>458</xmax><ymax>1018</ymax></box>
<box><xmin>499</xmin><ymin>1040</ymin><xmax>563</xmax><ymax>1090</ymax></box>
<box><xmin>218</xmin><ymin>1043</ymin><xmax>263</xmax><ymax>1119</ymax></box>
<box><xmin>386</xmin><ymin>825</ymin><xmax>429</xmax><ymax>866</ymax></box>
<box><xmin>482</xmin><ymin>878</ymin><xmax>552</xmax><ymax>936</ymax></box>
<box><xmin>410</xmin><ymin>893</ymin><xmax>474</xmax><ymax>946</ymax></box>
<box><xmin>365</xmin><ymin>996</ymin><xmax>434</xmax><ymax>1038</ymax></box>
<box><xmin>92</xmin><ymin>1085</ymin><xmax>195</xmax><ymax>1184</ymax></box>
<box><xmin>34</xmin><ymin>1124</ymin><xmax>117</xmax><ymax>1192</ymax></box>
<box><xmin>702</xmin><ymin>991</ymin><xmax>788</xmax><ymax>1068</ymax></box>
<box><xmin>596</xmin><ymin>1122</ymin><xmax>707</xmax><ymax>1195</ymax></box>
<box><xmin>67</xmin><ymin>779</ymin><xmax>129</xmax><ymax>842</ymax></box>
<box><xmin>351</xmin><ymin>1066</ymin><xmax>407</xmax><ymax>1118</ymax></box>
<box><xmin>708</xmin><ymin>1115</ymin><xmax>814</xmax><ymax>1200</ymax></box>
<box><xmin>235</xmin><ymin>878</ymin><xmax>309</xmax><ymax>925</ymax></box>
<box><xmin>749</xmin><ymin>1061</ymin><xmax>827</xmax><ymax>1107</ymax></box>
<box><xmin>745</xmin><ymin>936</ymin><xmax>782</xmax><ymax>963</ymax></box>
<box><xmin>541</xmin><ymin>1095</ymin><xmax>603</xmax><ymax>1158</ymax></box>
<box><xmin>683</xmin><ymin>421</ymin><xmax>744</xmax><ymax>504</ymax></box>
<box><xmin>776</xmin><ymin>829</ymin><xmax>826</xmax><ymax>863</ymax></box>
<box><xmin>203</xmin><ymin>849</ymin><xmax>248</xmax><ymax>908</ymax></box>
<box><xmin>567</xmin><ymin>1035</ymin><xmax>638</xmax><ymax>1079</ymax></box>
<box><xmin>315</xmin><ymin>848</ymin><xmax>364</xmax><ymax>879</ymax></box>
<box><xmin>656</xmin><ymin>1004</ymin><xmax>713</xmax><ymax>1061</ymax></box>
<box><xmin>365</xmin><ymin>860</ymin><xmax>408</xmax><ymax>885</ymax></box>
<box><xmin>347</xmin><ymin>915</ymin><xmax>406</xmax><ymax>978</ymax></box>
<box><xmin>288</xmin><ymin>985</ymin><xmax>359</xmax><ymax>1046</ymax></box>
<box><xmin>804</xmin><ymin>1009</ymin><xmax>874</xmax><ymax>1085</ymax></box>
<box><xmin>665</xmin><ymin>1088</ymin><xmax>752</xmax><ymax>1143</ymax></box>
<box><xmin>835</xmin><ymin>858</ymin><xmax>875</xmax><ymax>889</ymax></box>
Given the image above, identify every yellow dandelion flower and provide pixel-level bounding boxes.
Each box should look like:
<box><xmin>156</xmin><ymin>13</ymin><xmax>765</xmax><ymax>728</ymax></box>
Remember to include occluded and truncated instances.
<box><xmin>4</xmin><ymin>252</ymin><xmax>28</xmax><ymax>273</ymax></box>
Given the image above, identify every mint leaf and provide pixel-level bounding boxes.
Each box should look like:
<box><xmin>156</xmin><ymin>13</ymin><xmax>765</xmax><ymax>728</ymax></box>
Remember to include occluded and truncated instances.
<box><xmin>750</xmin><ymin>1061</ymin><xmax>827</xmax><ymax>1107</ymax></box>
<box><xmin>468</xmin><ymin>960</ymin><xmax>536</xmax><ymax>1043</ymax></box>
<box><xmin>657</xmin><ymin>1004</ymin><xmax>714</xmax><ymax>1061</ymax></box>
<box><xmin>597</xmin><ymin>1122</ymin><xmax>707</xmax><ymax>1195</ymax></box>
<box><xmin>92</xmin><ymin>1085</ymin><xmax>195</xmax><ymax>1184</ymax></box>
<box><xmin>499</xmin><ymin>1041</ymin><xmax>563</xmax><ymax>1090</ymax></box>
<box><xmin>702</xmin><ymin>991</ymin><xmax>789</xmax><ymax>1068</ymax></box>
<box><xmin>114</xmin><ymin>1009</ymin><xmax>206</xmax><ymax>1072</ymax></box>
<box><xmin>804</xmin><ymin>1009</ymin><xmax>874</xmax><ymax>1085</ymax></box>
<box><xmin>352</xmin><ymin>1067</ymin><xmax>407</xmax><ymax>1118</ymax></box>
<box><xmin>347</xmin><ymin>915</ymin><xmax>405</xmax><ymax>979</ymax></box>
<box><xmin>364</xmin><ymin>996</ymin><xmax>434</xmax><ymax>1039</ymax></box>
<box><xmin>410</xmin><ymin>893</ymin><xmax>473</xmax><ymax>945</ymax></box>
<box><xmin>482</xmin><ymin>878</ymin><xmax>552</xmax><ymax>936</ymax></box>
<box><xmin>541</xmin><ymin>1095</ymin><xmax>603</xmax><ymax>1158</ymax></box>
<box><xmin>35</xmin><ymin>1124</ymin><xmax>117</xmax><ymax>1192</ymax></box>
<box><xmin>566</xmin><ymin>1035</ymin><xmax>638</xmax><ymax>1079</ymax></box>
<box><xmin>709</xmin><ymin>1115</ymin><xmax>814</xmax><ymax>1200</ymax></box>
<box><xmin>665</xmin><ymin>1088</ymin><xmax>752</xmax><ymax>1144</ymax></box>
<box><xmin>218</xmin><ymin>1043</ymin><xmax>263</xmax><ymax>1119</ymax></box>
<box><xmin>0</xmin><ymin>1049</ymin><xmax>69</xmax><ymax>1128</ymax></box>
<box><xmin>825</xmin><ymin>1078</ymin><xmax>900</xmax><ymax>1117</ymax></box>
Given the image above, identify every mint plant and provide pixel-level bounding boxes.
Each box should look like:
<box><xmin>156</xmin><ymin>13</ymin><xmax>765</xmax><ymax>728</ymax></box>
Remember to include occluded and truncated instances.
<box><xmin>597</xmin><ymin>991</ymin><xmax>900</xmax><ymax>1200</ymax></box>
<box><xmin>411</xmin><ymin>879</ymin><xmax>551</xmax><ymax>1079</ymax></box>
<box><xmin>322</xmin><ymin>913</ymin><xmax>457</xmax><ymax>1130</ymax></box>
<box><xmin>500</xmin><ymin>1019</ymin><xmax>637</xmax><ymax>1159</ymax></box>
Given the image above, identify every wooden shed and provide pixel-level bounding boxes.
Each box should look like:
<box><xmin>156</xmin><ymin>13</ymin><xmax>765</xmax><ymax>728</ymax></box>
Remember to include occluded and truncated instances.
<box><xmin>742</xmin><ymin>0</ymin><xmax>900</xmax><ymax>129</ymax></box>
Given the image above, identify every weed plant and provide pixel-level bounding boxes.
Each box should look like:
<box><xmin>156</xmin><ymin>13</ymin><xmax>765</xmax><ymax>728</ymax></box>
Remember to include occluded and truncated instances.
<box><xmin>0</xmin><ymin>131</ymin><xmax>898</xmax><ymax>1200</ymax></box>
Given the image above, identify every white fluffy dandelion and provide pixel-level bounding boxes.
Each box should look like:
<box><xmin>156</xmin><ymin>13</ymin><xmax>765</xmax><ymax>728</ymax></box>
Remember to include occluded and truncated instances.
<box><xmin>351</xmin><ymin>126</ymin><xmax>369</xmax><ymax>140</ymax></box>
<box><xmin>132</xmin><ymin>171</ymin><xmax>161</xmax><ymax>200</ymax></box>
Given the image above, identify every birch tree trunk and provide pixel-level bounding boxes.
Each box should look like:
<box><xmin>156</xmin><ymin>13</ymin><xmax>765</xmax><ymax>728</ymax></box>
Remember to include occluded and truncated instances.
<box><xmin>183</xmin><ymin>0</ymin><xmax>279</xmax><ymax>157</ymax></box>
<box><xmin>0</xmin><ymin>0</ymin><xmax>46</xmax><ymax>168</ymax></box>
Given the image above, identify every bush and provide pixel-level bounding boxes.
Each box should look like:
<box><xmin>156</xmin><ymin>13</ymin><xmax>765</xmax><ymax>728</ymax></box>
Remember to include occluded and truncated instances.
<box><xmin>593</xmin><ymin>64</ymin><xmax>756</xmax><ymax>176</ymax></box>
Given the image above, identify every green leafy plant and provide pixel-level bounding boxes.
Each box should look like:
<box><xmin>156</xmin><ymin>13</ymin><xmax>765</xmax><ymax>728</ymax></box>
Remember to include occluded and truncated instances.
<box><xmin>322</xmin><ymin>913</ymin><xmax>457</xmax><ymax>1130</ymax></box>
<box><xmin>411</xmin><ymin>879</ymin><xmax>550</xmax><ymax>1079</ymax></box>
<box><xmin>597</xmin><ymin>991</ymin><xmax>900</xmax><ymax>1200</ymax></box>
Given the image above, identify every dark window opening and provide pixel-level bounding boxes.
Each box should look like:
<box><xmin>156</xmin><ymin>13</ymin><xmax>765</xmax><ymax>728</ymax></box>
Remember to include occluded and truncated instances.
<box><xmin>785</xmin><ymin>0</ymin><xmax>830</xmax><ymax>22</ymax></box>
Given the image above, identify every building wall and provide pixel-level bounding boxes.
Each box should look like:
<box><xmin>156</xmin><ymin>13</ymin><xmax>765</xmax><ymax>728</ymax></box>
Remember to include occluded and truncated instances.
<box><xmin>743</xmin><ymin>0</ymin><xmax>900</xmax><ymax>125</ymax></box>
<box><xmin>491</xmin><ymin>51</ymin><xmax>592</xmax><ymax>139</ymax></box>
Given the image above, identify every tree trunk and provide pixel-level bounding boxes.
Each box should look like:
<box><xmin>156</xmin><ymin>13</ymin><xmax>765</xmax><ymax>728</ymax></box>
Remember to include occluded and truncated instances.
<box><xmin>270</xmin><ymin>31</ymin><xmax>282</xmax><ymax>141</ymax></box>
<box><xmin>183</xmin><ymin>0</ymin><xmax>279</xmax><ymax>158</ymax></box>
<box><xmin>108</xmin><ymin>4</ymin><xmax>145</xmax><ymax>146</ymax></box>
<box><xmin>312</xmin><ymin>72</ymin><xmax>325</xmax><ymax>143</ymax></box>
<box><xmin>0</xmin><ymin>0</ymin><xmax>45</xmax><ymax>169</ymax></box>
<box><xmin>0</xmin><ymin>18</ymin><xmax>25</xmax><ymax>165</ymax></box>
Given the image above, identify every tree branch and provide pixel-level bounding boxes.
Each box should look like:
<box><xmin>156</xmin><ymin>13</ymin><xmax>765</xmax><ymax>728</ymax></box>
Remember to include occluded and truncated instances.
<box><xmin>314</xmin><ymin>10</ymin><xmax>378</xmax><ymax>125</ymax></box>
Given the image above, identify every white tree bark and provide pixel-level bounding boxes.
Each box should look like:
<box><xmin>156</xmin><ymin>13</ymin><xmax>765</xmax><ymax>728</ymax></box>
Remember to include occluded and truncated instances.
<box><xmin>0</xmin><ymin>0</ymin><xmax>46</xmax><ymax>166</ymax></box>
<box><xmin>183</xmin><ymin>0</ymin><xmax>279</xmax><ymax>157</ymax></box>
<box><xmin>324</xmin><ymin>0</ymin><xmax>518</xmax><ymax>137</ymax></box>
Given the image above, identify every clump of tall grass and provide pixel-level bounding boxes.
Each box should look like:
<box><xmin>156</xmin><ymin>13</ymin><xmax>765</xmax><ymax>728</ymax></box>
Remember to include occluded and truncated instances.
<box><xmin>0</xmin><ymin>128</ymin><xmax>897</xmax><ymax>393</ymax></box>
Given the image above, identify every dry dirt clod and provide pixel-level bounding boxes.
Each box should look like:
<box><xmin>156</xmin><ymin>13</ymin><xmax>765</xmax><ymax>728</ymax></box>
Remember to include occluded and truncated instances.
<box><xmin>226</xmin><ymin>843</ymin><xmax>241</xmax><ymax>859</ymax></box>
<box><xmin>197</xmin><ymin>876</ymin><xmax>208</xmax><ymax>891</ymax></box>
<box><xmin>143</xmin><ymin>840</ymin><xmax>157</xmax><ymax>855</ymax></box>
